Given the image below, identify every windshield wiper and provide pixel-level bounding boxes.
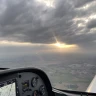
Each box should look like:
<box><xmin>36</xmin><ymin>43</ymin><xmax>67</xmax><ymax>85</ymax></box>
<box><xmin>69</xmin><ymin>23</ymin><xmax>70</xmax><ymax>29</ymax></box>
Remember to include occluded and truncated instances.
<box><xmin>53</xmin><ymin>87</ymin><xmax>96</xmax><ymax>96</ymax></box>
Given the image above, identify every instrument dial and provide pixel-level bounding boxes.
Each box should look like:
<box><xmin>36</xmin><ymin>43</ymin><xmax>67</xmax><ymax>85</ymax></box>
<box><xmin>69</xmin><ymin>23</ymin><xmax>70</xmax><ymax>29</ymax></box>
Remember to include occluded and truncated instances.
<box><xmin>39</xmin><ymin>85</ymin><xmax>46</xmax><ymax>96</ymax></box>
<box><xmin>31</xmin><ymin>77</ymin><xmax>38</xmax><ymax>87</ymax></box>
<box><xmin>33</xmin><ymin>90</ymin><xmax>39</xmax><ymax>96</ymax></box>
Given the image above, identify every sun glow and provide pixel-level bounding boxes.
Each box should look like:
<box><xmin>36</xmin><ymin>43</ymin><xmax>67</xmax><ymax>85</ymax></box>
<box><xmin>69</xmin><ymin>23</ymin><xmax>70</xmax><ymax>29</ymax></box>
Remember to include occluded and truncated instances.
<box><xmin>0</xmin><ymin>40</ymin><xmax>33</xmax><ymax>46</ymax></box>
<box><xmin>0</xmin><ymin>40</ymin><xmax>77</xmax><ymax>50</ymax></box>
<box><xmin>52</xmin><ymin>32</ymin><xmax>76</xmax><ymax>48</ymax></box>
<box><xmin>54</xmin><ymin>42</ymin><xmax>76</xmax><ymax>48</ymax></box>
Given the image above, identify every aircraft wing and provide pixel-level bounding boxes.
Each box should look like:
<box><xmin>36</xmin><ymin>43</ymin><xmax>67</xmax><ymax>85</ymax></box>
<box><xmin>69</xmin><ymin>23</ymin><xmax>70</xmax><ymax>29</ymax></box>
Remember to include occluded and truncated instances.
<box><xmin>86</xmin><ymin>75</ymin><xmax>96</xmax><ymax>93</ymax></box>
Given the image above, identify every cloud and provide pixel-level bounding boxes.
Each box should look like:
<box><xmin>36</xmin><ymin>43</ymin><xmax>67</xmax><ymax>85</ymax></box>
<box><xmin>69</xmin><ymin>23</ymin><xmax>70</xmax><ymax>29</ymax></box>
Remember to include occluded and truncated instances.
<box><xmin>0</xmin><ymin>0</ymin><xmax>96</xmax><ymax>48</ymax></box>
<box><xmin>87</xmin><ymin>19</ymin><xmax>96</xmax><ymax>28</ymax></box>
<box><xmin>73</xmin><ymin>0</ymin><xmax>94</xmax><ymax>8</ymax></box>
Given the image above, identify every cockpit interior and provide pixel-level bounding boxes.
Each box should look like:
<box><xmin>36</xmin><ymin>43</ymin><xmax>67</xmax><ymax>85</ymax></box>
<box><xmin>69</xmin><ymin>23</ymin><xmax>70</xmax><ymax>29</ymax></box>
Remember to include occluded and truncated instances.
<box><xmin>0</xmin><ymin>68</ymin><xmax>95</xmax><ymax>96</ymax></box>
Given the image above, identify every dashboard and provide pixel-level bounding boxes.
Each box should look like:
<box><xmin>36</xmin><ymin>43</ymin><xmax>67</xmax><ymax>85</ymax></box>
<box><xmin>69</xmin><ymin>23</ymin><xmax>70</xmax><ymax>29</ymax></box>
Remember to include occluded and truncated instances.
<box><xmin>17</xmin><ymin>72</ymin><xmax>48</xmax><ymax>96</ymax></box>
<box><xmin>0</xmin><ymin>68</ymin><xmax>54</xmax><ymax>96</ymax></box>
<box><xmin>0</xmin><ymin>68</ymin><xmax>95</xmax><ymax>96</ymax></box>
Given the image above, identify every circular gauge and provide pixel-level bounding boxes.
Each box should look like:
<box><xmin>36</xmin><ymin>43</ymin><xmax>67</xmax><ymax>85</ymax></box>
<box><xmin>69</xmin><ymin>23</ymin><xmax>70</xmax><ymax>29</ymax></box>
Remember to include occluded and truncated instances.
<box><xmin>33</xmin><ymin>90</ymin><xmax>39</xmax><ymax>96</ymax></box>
<box><xmin>31</xmin><ymin>77</ymin><xmax>38</xmax><ymax>87</ymax></box>
<box><xmin>39</xmin><ymin>85</ymin><xmax>46</xmax><ymax>96</ymax></box>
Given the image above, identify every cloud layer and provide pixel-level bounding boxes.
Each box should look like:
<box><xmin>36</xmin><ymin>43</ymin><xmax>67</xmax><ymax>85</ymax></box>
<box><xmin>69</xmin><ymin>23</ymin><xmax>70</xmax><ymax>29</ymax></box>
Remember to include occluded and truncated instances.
<box><xmin>0</xmin><ymin>0</ymin><xmax>96</xmax><ymax>48</ymax></box>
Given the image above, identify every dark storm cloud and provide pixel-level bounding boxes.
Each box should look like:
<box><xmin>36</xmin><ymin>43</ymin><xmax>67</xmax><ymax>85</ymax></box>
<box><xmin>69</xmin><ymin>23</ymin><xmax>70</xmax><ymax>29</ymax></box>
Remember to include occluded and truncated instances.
<box><xmin>87</xmin><ymin>19</ymin><xmax>96</xmax><ymax>29</ymax></box>
<box><xmin>0</xmin><ymin>0</ymin><xmax>96</xmax><ymax>47</ymax></box>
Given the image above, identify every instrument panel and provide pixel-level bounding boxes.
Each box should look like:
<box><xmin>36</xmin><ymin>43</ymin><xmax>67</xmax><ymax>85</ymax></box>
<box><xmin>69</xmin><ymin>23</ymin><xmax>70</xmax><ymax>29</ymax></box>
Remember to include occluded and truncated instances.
<box><xmin>0</xmin><ymin>68</ymin><xmax>95</xmax><ymax>96</ymax></box>
<box><xmin>0</xmin><ymin>68</ymin><xmax>53</xmax><ymax>96</ymax></box>
<box><xmin>17</xmin><ymin>72</ymin><xmax>48</xmax><ymax>96</ymax></box>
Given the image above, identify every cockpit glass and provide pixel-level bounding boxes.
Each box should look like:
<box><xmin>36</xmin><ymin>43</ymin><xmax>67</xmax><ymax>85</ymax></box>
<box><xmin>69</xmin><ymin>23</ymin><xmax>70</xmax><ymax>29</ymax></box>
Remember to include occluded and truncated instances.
<box><xmin>0</xmin><ymin>0</ymin><xmax>95</xmax><ymax>92</ymax></box>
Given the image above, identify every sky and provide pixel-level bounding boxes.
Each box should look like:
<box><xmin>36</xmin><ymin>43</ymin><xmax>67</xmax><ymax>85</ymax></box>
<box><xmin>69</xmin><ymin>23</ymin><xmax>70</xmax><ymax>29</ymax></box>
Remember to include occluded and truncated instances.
<box><xmin>0</xmin><ymin>0</ymin><xmax>96</xmax><ymax>65</ymax></box>
<box><xmin>0</xmin><ymin>0</ymin><xmax>96</xmax><ymax>50</ymax></box>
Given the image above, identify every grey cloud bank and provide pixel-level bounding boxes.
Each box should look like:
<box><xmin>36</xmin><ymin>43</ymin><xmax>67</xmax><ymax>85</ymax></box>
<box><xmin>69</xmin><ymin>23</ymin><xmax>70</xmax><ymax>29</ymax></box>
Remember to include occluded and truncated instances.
<box><xmin>0</xmin><ymin>0</ymin><xmax>96</xmax><ymax>48</ymax></box>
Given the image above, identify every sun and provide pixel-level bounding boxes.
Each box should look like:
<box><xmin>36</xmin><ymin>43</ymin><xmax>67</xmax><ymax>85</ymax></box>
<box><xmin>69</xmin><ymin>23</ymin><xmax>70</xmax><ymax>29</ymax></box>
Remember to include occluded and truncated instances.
<box><xmin>54</xmin><ymin>42</ymin><xmax>68</xmax><ymax>48</ymax></box>
<box><xmin>54</xmin><ymin>42</ymin><xmax>76</xmax><ymax>48</ymax></box>
<box><xmin>55</xmin><ymin>42</ymin><xmax>65</xmax><ymax>48</ymax></box>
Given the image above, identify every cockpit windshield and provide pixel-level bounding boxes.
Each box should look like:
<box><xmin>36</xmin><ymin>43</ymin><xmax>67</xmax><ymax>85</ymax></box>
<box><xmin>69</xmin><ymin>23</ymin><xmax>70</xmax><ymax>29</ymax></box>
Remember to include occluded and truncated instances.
<box><xmin>0</xmin><ymin>0</ymin><xmax>96</xmax><ymax>92</ymax></box>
